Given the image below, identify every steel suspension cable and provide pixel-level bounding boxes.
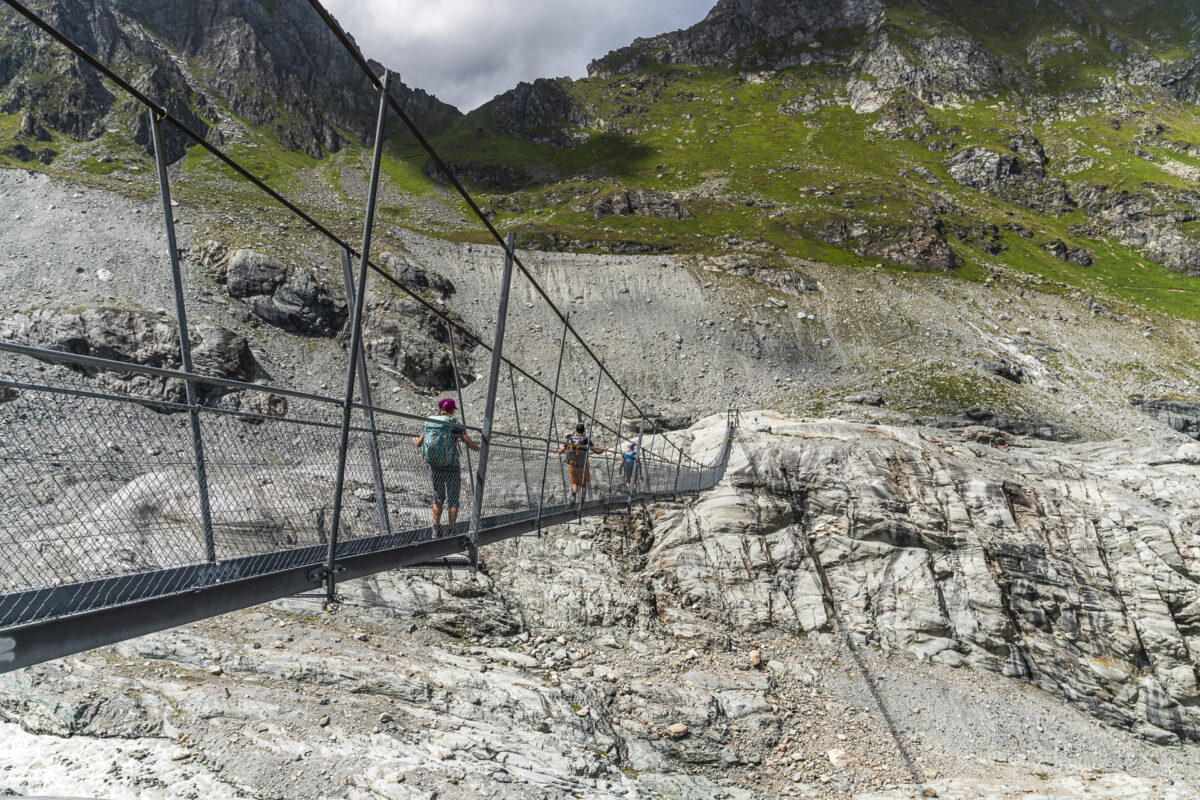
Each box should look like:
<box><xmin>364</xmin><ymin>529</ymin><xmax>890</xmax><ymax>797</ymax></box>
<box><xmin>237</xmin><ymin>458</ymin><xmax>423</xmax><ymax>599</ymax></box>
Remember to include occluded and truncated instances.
<box><xmin>303</xmin><ymin>0</ymin><xmax>699</xmax><ymax>466</ymax></box>
<box><xmin>1</xmin><ymin>0</ymin><xmax>702</xmax><ymax>466</ymax></box>
<box><xmin>0</xmin><ymin>0</ymin><xmax>633</xmax><ymax>447</ymax></box>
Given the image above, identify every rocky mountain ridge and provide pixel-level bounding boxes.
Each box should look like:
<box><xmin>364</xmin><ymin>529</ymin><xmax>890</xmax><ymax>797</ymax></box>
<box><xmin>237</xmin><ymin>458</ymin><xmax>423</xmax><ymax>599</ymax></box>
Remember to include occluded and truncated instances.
<box><xmin>0</xmin><ymin>0</ymin><xmax>456</xmax><ymax>163</ymax></box>
<box><xmin>4</xmin><ymin>0</ymin><xmax>1200</xmax><ymax>319</ymax></box>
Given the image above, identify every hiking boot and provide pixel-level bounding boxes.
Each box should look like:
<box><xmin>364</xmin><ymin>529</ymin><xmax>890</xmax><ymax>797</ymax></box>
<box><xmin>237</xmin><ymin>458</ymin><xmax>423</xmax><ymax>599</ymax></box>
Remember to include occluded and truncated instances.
<box><xmin>569</xmin><ymin>492</ymin><xmax>577</xmax><ymax>506</ymax></box>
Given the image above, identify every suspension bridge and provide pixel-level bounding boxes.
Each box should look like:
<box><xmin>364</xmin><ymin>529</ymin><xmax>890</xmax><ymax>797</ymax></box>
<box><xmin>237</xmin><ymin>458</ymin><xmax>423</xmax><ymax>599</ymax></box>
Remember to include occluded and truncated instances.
<box><xmin>0</xmin><ymin>0</ymin><xmax>737</xmax><ymax>673</ymax></box>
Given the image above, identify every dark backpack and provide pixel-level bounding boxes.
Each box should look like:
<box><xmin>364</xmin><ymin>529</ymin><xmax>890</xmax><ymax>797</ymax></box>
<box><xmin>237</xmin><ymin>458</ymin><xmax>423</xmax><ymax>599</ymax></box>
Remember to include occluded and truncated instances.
<box><xmin>422</xmin><ymin>415</ymin><xmax>458</xmax><ymax>468</ymax></box>
<box><xmin>565</xmin><ymin>434</ymin><xmax>590</xmax><ymax>466</ymax></box>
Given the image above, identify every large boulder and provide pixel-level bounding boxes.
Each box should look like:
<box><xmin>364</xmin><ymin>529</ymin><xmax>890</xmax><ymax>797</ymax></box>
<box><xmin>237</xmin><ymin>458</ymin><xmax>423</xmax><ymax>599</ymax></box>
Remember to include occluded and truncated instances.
<box><xmin>190</xmin><ymin>324</ymin><xmax>256</xmax><ymax>384</ymax></box>
<box><xmin>365</xmin><ymin>314</ymin><xmax>459</xmax><ymax>391</ymax></box>
<box><xmin>247</xmin><ymin>269</ymin><xmax>347</xmax><ymax>337</ymax></box>
<box><xmin>226</xmin><ymin>250</ymin><xmax>288</xmax><ymax>298</ymax></box>
<box><xmin>202</xmin><ymin>247</ymin><xmax>348</xmax><ymax>336</ymax></box>
<box><xmin>378</xmin><ymin>253</ymin><xmax>455</xmax><ymax>300</ymax></box>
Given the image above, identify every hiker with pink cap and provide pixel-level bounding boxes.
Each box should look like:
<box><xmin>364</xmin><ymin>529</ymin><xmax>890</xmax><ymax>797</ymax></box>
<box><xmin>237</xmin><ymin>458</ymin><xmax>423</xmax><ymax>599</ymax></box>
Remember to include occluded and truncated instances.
<box><xmin>412</xmin><ymin>397</ymin><xmax>479</xmax><ymax>537</ymax></box>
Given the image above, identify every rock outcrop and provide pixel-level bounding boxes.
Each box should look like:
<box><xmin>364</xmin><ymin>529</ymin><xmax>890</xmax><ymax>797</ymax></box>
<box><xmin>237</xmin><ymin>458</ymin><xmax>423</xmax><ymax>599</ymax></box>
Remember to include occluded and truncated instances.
<box><xmin>378</xmin><ymin>252</ymin><xmax>456</xmax><ymax>300</ymax></box>
<box><xmin>364</xmin><ymin>307</ymin><xmax>460</xmax><ymax>391</ymax></box>
<box><xmin>483</xmin><ymin>78</ymin><xmax>584</xmax><ymax>144</ymax></box>
<box><xmin>944</xmin><ymin>136</ymin><xmax>1074</xmax><ymax>215</ymax></box>
<box><xmin>593</xmin><ymin>189</ymin><xmax>692</xmax><ymax>222</ymax></box>
<box><xmin>222</xmin><ymin>249</ymin><xmax>348</xmax><ymax>337</ymax></box>
<box><xmin>1073</xmin><ymin>182</ymin><xmax>1200</xmax><ymax>277</ymax></box>
<box><xmin>1133</xmin><ymin>398</ymin><xmax>1200</xmax><ymax>440</ymax></box>
<box><xmin>0</xmin><ymin>307</ymin><xmax>256</xmax><ymax>404</ymax></box>
<box><xmin>656</xmin><ymin>414</ymin><xmax>1200</xmax><ymax>743</ymax></box>
<box><xmin>816</xmin><ymin>211</ymin><xmax>960</xmax><ymax>272</ymax></box>
<box><xmin>846</xmin><ymin>32</ymin><xmax>1006</xmax><ymax>113</ymax></box>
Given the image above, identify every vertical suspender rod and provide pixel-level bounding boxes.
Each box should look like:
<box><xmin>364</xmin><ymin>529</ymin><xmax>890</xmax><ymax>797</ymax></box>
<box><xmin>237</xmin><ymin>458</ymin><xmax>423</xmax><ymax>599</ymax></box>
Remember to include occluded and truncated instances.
<box><xmin>628</xmin><ymin>413</ymin><xmax>645</xmax><ymax>507</ymax></box>
<box><xmin>326</xmin><ymin>70</ymin><xmax>393</xmax><ymax>603</ymax></box>
<box><xmin>340</xmin><ymin>246</ymin><xmax>391</xmax><ymax>537</ymax></box>
<box><xmin>447</xmin><ymin>323</ymin><xmax>475</xmax><ymax>500</ymax></box>
<box><xmin>466</xmin><ymin>231</ymin><xmax>516</xmax><ymax>571</ymax></box>
<box><xmin>150</xmin><ymin>111</ymin><xmax>216</xmax><ymax>567</ymax></box>
<box><xmin>579</xmin><ymin>363</ymin><xmax>603</xmax><ymax>517</ymax></box>
<box><xmin>609</xmin><ymin>394</ymin><xmax>625</xmax><ymax>503</ymax></box>
<box><xmin>509</xmin><ymin>363</ymin><xmax>534</xmax><ymax>509</ymax></box>
<box><xmin>535</xmin><ymin>312</ymin><xmax>569</xmax><ymax>534</ymax></box>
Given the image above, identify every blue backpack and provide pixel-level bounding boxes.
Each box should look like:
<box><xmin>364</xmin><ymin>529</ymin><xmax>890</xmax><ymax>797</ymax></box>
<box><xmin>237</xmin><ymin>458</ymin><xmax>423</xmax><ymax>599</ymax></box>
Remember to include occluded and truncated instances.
<box><xmin>422</xmin><ymin>415</ymin><xmax>458</xmax><ymax>467</ymax></box>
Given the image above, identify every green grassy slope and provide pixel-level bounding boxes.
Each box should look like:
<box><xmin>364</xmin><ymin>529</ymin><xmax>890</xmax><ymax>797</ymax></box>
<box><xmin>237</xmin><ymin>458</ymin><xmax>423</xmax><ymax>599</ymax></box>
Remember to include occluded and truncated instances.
<box><xmin>3</xmin><ymin>0</ymin><xmax>1200</xmax><ymax>320</ymax></box>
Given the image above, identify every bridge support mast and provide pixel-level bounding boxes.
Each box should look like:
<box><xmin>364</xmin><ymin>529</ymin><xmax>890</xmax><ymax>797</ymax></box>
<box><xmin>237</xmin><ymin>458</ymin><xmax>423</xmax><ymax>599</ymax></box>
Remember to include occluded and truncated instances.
<box><xmin>467</xmin><ymin>231</ymin><xmax>517</xmax><ymax>571</ymax></box>
<box><xmin>628</xmin><ymin>413</ymin><xmax>645</xmax><ymax>508</ymax></box>
<box><xmin>340</xmin><ymin>246</ymin><xmax>391</xmax><ymax>538</ymax></box>
<box><xmin>326</xmin><ymin>70</ymin><xmax>393</xmax><ymax>603</ymax></box>
<box><xmin>149</xmin><ymin>111</ymin><xmax>217</xmax><ymax>568</ymax></box>
<box><xmin>536</xmin><ymin>312</ymin><xmax>570</xmax><ymax>535</ymax></box>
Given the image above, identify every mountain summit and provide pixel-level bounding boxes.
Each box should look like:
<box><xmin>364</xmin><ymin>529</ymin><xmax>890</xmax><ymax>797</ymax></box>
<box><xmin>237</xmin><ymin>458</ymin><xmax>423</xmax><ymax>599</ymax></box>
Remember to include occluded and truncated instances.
<box><xmin>589</xmin><ymin>0</ymin><xmax>1200</xmax><ymax>109</ymax></box>
<box><xmin>0</xmin><ymin>0</ymin><xmax>457</xmax><ymax>162</ymax></box>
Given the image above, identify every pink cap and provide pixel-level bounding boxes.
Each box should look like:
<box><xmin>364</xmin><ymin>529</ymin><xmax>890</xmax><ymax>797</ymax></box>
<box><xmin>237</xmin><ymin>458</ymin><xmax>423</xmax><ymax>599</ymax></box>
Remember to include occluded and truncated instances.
<box><xmin>438</xmin><ymin>398</ymin><xmax>457</xmax><ymax>413</ymax></box>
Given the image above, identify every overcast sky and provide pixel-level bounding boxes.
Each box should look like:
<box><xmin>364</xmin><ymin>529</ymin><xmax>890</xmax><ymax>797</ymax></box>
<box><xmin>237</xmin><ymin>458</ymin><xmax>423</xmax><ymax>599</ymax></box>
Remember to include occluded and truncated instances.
<box><xmin>323</xmin><ymin>0</ymin><xmax>714</xmax><ymax>112</ymax></box>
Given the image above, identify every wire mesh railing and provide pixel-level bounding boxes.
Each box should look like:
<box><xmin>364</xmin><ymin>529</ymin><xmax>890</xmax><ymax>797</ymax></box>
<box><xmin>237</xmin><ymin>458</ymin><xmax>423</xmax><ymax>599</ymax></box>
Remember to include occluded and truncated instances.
<box><xmin>0</xmin><ymin>0</ymin><xmax>738</xmax><ymax>670</ymax></box>
<box><xmin>0</xmin><ymin>346</ymin><xmax>733</xmax><ymax>633</ymax></box>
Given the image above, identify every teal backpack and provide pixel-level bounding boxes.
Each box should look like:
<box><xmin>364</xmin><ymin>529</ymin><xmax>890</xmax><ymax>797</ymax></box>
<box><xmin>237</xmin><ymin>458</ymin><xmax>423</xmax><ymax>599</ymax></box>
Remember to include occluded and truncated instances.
<box><xmin>422</xmin><ymin>415</ymin><xmax>458</xmax><ymax>468</ymax></box>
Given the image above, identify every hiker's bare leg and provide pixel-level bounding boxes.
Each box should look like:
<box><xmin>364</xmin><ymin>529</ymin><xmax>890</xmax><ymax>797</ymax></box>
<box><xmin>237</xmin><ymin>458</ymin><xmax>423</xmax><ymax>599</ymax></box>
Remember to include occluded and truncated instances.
<box><xmin>431</xmin><ymin>503</ymin><xmax>443</xmax><ymax>525</ymax></box>
<box><xmin>447</xmin><ymin>506</ymin><xmax>459</xmax><ymax>531</ymax></box>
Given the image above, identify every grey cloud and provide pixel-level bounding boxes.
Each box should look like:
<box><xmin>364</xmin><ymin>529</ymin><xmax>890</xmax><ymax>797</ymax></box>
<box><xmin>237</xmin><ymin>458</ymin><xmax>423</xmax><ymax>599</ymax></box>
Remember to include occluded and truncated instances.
<box><xmin>323</xmin><ymin>0</ymin><xmax>712</xmax><ymax>111</ymax></box>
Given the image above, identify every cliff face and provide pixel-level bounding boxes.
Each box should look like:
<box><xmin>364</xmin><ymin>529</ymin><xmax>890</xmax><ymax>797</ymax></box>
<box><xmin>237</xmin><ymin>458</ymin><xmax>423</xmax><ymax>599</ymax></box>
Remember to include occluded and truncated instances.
<box><xmin>664</xmin><ymin>413</ymin><xmax>1200</xmax><ymax>744</ymax></box>
<box><xmin>587</xmin><ymin>0</ymin><xmax>1199</xmax><ymax>102</ymax></box>
<box><xmin>0</xmin><ymin>0</ymin><xmax>458</xmax><ymax>162</ymax></box>
<box><xmin>588</xmin><ymin>0</ymin><xmax>886</xmax><ymax>76</ymax></box>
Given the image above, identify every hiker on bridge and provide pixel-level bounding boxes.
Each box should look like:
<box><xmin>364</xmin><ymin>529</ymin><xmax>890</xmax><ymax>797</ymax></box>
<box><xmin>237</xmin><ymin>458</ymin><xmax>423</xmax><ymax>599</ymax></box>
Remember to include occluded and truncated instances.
<box><xmin>556</xmin><ymin>423</ymin><xmax>609</xmax><ymax>506</ymax></box>
<box><xmin>622</xmin><ymin>441</ymin><xmax>639</xmax><ymax>491</ymax></box>
<box><xmin>412</xmin><ymin>398</ymin><xmax>479</xmax><ymax>538</ymax></box>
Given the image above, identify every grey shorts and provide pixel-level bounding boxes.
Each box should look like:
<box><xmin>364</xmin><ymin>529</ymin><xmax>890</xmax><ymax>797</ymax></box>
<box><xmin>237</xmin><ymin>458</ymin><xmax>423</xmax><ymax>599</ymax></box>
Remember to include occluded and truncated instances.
<box><xmin>429</xmin><ymin>466</ymin><xmax>462</xmax><ymax>508</ymax></box>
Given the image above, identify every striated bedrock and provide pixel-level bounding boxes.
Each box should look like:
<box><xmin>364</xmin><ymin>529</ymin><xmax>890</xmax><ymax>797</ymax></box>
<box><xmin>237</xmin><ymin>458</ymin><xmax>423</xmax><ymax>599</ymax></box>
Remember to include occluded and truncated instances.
<box><xmin>655</xmin><ymin>413</ymin><xmax>1200</xmax><ymax>742</ymax></box>
<box><xmin>1133</xmin><ymin>398</ymin><xmax>1200</xmax><ymax>441</ymax></box>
